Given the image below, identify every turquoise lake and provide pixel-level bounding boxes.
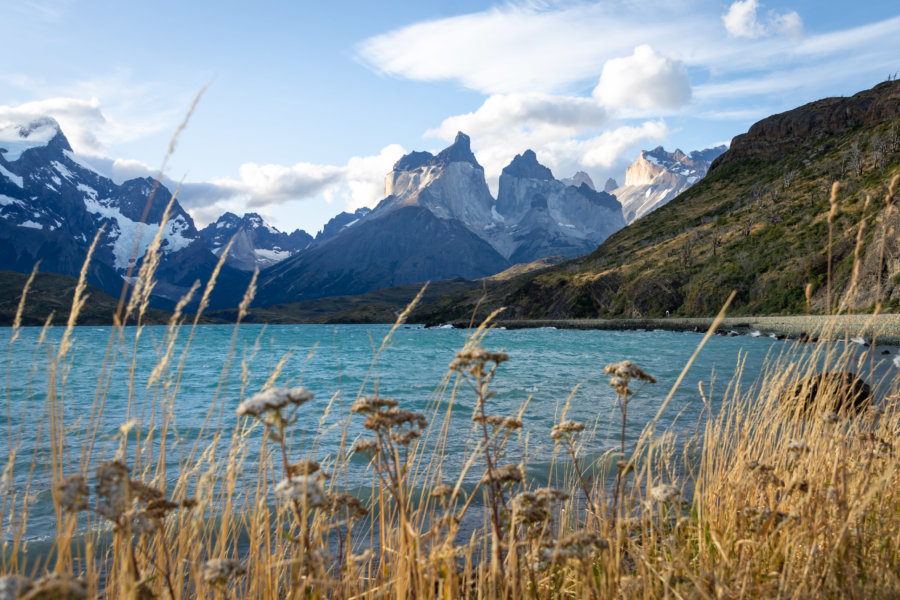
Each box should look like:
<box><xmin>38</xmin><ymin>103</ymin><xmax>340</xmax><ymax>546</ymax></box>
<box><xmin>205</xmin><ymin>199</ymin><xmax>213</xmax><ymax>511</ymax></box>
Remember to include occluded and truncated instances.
<box><xmin>2</xmin><ymin>323</ymin><xmax>898</xmax><ymax>542</ymax></box>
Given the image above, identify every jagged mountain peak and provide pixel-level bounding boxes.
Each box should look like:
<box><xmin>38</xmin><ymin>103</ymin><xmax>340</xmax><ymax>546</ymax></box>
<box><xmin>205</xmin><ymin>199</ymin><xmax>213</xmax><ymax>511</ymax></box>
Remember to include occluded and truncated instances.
<box><xmin>615</xmin><ymin>144</ymin><xmax>725</xmax><ymax>223</ymax></box>
<box><xmin>603</xmin><ymin>177</ymin><xmax>618</xmax><ymax>192</ymax></box>
<box><xmin>392</xmin><ymin>132</ymin><xmax>481</xmax><ymax>174</ymax></box>
<box><xmin>0</xmin><ymin>116</ymin><xmax>70</xmax><ymax>162</ymax></box>
<box><xmin>434</xmin><ymin>131</ymin><xmax>480</xmax><ymax>168</ymax></box>
<box><xmin>502</xmin><ymin>150</ymin><xmax>554</xmax><ymax>181</ymax></box>
<box><xmin>560</xmin><ymin>171</ymin><xmax>596</xmax><ymax>190</ymax></box>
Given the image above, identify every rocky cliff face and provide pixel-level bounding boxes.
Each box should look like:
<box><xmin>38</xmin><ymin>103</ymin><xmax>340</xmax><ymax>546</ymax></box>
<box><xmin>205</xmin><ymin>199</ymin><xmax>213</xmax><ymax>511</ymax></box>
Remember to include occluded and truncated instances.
<box><xmin>711</xmin><ymin>80</ymin><xmax>900</xmax><ymax>170</ymax></box>
<box><xmin>254</xmin><ymin>134</ymin><xmax>628</xmax><ymax>306</ymax></box>
<box><xmin>0</xmin><ymin>117</ymin><xmax>247</xmax><ymax>308</ymax></box>
<box><xmin>495</xmin><ymin>150</ymin><xmax>624</xmax><ymax>262</ymax></box>
<box><xmin>200</xmin><ymin>212</ymin><xmax>313</xmax><ymax>271</ymax></box>
<box><xmin>612</xmin><ymin>145</ymin><xmax>726</xmax><ymax>223</ymax></box>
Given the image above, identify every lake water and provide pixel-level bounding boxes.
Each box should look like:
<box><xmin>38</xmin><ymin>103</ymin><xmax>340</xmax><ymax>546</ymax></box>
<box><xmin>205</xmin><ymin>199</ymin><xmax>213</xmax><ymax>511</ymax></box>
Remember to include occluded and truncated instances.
<box><xmin>2</xmin><ymin>323</ymin><xmax>898</xmax><ymax>543</ymax></box>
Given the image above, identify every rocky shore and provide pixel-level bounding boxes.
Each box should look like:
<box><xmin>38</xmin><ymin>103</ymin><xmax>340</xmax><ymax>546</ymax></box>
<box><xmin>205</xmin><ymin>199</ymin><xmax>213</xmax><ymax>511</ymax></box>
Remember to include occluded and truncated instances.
<box><xmin>450</xmin><ymin>314</ymin><xmax>900</xmax><ymax>345</ymax></box>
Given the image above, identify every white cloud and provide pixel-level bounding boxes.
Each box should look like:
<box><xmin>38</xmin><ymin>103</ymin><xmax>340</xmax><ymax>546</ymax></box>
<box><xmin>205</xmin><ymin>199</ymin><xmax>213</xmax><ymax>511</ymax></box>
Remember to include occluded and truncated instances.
<box><xmin>357</xmin><ymin>2</ymin><xmax>704</xmax><ymax>95</ymax></box>
<box><xmin>593</xmin><ymin>45</ymin><xmax>692</xmax><ymax>112</ymax></box>
<box><xmin>176</xmin><ymin>145</ymin><xmax>408</xmax><ymax>229</ymax></box>
<box><xmin>723</xmin><ymin>0</ymin><xmax>802</xmax><ymax>40</ymax></box>
<box><xmin>343</xmin><ymin>144</ymin><xmax>407</xmax><ymax>211</ymax></box>
<box><xmin>0</xmin><ymin>97</ymin><xmax>107</xmax><ymax>155</ymax></box>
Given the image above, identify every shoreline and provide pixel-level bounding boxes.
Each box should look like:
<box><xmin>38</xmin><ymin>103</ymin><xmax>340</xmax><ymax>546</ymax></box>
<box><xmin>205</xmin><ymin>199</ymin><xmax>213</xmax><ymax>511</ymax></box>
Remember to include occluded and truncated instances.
<box><xmin>450</xmin><ymin>314</ymin><xmax>900</xmax><ymax>345</ymax></box>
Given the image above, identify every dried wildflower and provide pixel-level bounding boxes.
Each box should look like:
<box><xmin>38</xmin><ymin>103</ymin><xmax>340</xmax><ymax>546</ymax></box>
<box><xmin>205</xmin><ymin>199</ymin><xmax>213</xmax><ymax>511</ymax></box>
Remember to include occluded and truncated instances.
<box><xmin>236</xmin><ymin>386</ymin><xmax>314</xmax><ymax>417</ymax></box>
<box><xmin>287</xmin><ymin>459</ymin><xmax>320</xmax><ymax>476</ymax></box>
<box><xmin>201</xmin><ymin>558</ymin><xmax>245</xmax><ymax>587</ymax></box>
<box><xmin>550</xmin><ymin>420</ymin><xmax>585</xmax><ymax>440</ymax></box>
<box><xmin>328</xmin><ymin>493</ymin><xmax>368</xmax><ymax>519</ymax></box>
<box><xmin>473</xmin><ymin>414</ymin><xmax>522</xmax><ymax>430</ymax></box>
<box><xmin>363</xmin><ymin>408</ymin><xmax>427</xmax><ymax>431</ymax></box>
<box><xmin>786</xmin><ymin>440</ymin><xmax>809</xmax><ymax>455</ymax></box>
<box><xmin>350</xmin><ymin>396</ymin><xmax>398</xmax><ymax>414</ymax></box>
<box><xmin>484</xmin><ymin>464</ymin><xmax>522</xmax><ymax>485</ymax></box>
<box><xmin>56</xmin><ymin>475</ymin><xmax>88</xmax><ymax>512</ymax></box>
<box><xmin>96</xmin><ymin>461</ymin><xmax>130</xmax><ymax>520</ymax></box>
<box><xmin>181</xmin><ymin>497</ymin><xmax>198</xmax><ymax>509</ymax></box>
<box><xmin>604</xmin><ymin>360</ymin><xmax>656</xmax><ymax>383</ymax></box>
<box><xmin>127</xmin><ymin>510</ymin><xmax>161</xmax><ymax>536</ymax></box>
<box><xmin>0</xmin><ymin>575</ymin><xmax>32</xmax><ymax>600</ymax></box>
<box><xmin>449</xmin><ymin>347</ymin><xmax>509</xmax><ymax>371</ymax></box>
<box><xmin>649</xmin><ymin>483</ymin><xmax>680</xmax><ymax>504</ymax></box>
<box><xmin>145</xmin><ymin>499</ymin><xmax>180</xmax><ymax>519</ymax></box>
<box><xmin>130</xmin><ymin>480</ymin><xmax>165</xmax><ymax>503</ymax></box>
<box><xmin>534</xmin><ymin>487</ymin><xmax>570</xmax><ymax>504</ymax></box>
<box><xmin>430</xmin><ymin>483</ymin><xmax>454</xmax><ymax>499</ymax></box>
<box><xmin>391</xmin><ymin>429</ymin><xmax>421</xmax><ymax>446</ymax></box>
<box><xmin>21</xmin><ymin>573</ymin><xmax>87</xmax><ymax>599</ymax></box>
<box><xmin>352</xmin><ymin>438</ymin><xmax>378</xmax><ymax>454</ymax></box>
<box><xmin>275</xmin><ymin>475</ymin><xmax>326</xmax><ymax>508</ymax></box>
<box><xmin>510</xmin><ymin>491</ymin><xmax>550</xmax><ymax>524</ymax></box>
<box><xmin>546</xmin><ymin>531</ymin><xmax>609</xmax><ymax>562</ymax></box>
<box><xmin>821</xmin><ymin>411</ymin><xmax>839</xmax><ymax>424</ymax></box>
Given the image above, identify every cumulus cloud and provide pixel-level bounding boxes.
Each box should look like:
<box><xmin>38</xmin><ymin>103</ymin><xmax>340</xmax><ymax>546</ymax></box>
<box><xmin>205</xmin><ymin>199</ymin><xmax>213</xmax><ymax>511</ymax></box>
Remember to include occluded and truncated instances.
<box><xmin>343</xmin><ymin>144</ymin><xmax>407</xmax><ymax>211</ymax></box>
<box><xmin>592</xmin><ymin>45</ymin><xmax>692</xmax><ymax>112</ymax></box>
<box><xmin>723</xmin><ymin>0</ymin><xmax>802</xmax><ymax>40</ymax></box>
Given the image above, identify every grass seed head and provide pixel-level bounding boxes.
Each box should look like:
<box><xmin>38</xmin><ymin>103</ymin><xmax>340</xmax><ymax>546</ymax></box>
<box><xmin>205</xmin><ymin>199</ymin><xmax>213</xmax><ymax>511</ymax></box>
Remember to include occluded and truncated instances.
<box><xmin>649</xmin><ymin>483</ymin><xmax>680</xmax><ymax>504</ymax></box>
<box><xmin>287</xmin><ymin>459</ymin><xmax>320</xmax><ymax>476</ymax></box>
<box><xmin>486</xmin><ymin>464</ymin><xmax>523</xmax><ymax>485</ymax></box>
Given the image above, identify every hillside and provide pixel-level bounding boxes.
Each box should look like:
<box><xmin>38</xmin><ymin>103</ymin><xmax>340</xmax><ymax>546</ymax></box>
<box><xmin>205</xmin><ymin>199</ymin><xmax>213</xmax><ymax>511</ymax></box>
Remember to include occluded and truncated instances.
<box><xmin>411</xmin><ymin>80</ymin><xmax>900</xmax><ymax>324</ymax></box>
<box><xmin>0</xmin><ymin>271</ymin><xmax>170</xmax><ymax>326</ymax></box>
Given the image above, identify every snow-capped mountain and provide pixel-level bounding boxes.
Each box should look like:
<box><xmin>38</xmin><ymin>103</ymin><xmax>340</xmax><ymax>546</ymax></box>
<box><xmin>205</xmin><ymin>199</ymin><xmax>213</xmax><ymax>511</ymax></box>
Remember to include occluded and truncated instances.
<box><xmin>255</xmin><ymin>133</ymin><xmax>626</xmax><ymax>305</ymax></box>
<box><xmin>495</xmin><ymin>150</ymin><xmax>624</xmax><ymax>263</ymax></box>
<box><xmin>612</xmin><ymin>145</ymin><xmax>727</xmax><ymax>223</ymax></box>
<box><xmin>199</xmin><ymin>212</ymin><xmax>313</xmax><ymax>271</ymax></box>
<box><xmin>0</xmin><ymin>117</ymin><xmax>248</xmax><ymax>308</ymax></box>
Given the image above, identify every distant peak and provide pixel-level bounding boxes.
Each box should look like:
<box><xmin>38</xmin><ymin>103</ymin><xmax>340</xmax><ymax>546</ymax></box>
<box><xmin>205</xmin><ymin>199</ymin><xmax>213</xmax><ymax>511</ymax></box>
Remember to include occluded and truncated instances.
<box><xmin>435</xmin><ymin>131</ymin><xmax>480</xmax><ymax>167</ymax></box>
<box><xmin>502</xmin><ymin>149</ymin><xmax>553</xmax><ymax>180</ymax></box>
<box><xmin>603</xmin><ymin>177</ymin><xmax>618</xmax><ymax>192</ymax></box>
<box><xmin>561</xmin><ymin>170</ymin><xmax>595</xmax><ymax>189</ymax></box>
<box><xmin>393</xmin><ymin>132</ymin><xmax>481</xmax><ymax>172</ymax></box>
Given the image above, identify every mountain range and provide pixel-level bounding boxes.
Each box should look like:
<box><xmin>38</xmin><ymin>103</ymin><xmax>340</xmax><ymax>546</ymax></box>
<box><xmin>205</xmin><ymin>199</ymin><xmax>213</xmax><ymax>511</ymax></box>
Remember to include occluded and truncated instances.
<box><xmin>0</xmin><ymin>118</ymin><xmax>249</xmax><ymax>310</ymax></box>
<box><xmin>1</xmin><ymin>111</ymin><xmax>724</xmax><ymax>317</ymax></box>
<box><xmin>411</xmin><ymin>79</ymin><xmax>900</xmax><ymax>324</ymax></box>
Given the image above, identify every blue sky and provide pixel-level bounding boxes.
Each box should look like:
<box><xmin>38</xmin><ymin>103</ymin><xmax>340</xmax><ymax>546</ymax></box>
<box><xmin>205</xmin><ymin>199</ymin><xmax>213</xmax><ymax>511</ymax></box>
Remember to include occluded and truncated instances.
<box><xmin>2</xmin><ymin>0</ymin><xmax>898</xmax><ymax>234</ymax></box>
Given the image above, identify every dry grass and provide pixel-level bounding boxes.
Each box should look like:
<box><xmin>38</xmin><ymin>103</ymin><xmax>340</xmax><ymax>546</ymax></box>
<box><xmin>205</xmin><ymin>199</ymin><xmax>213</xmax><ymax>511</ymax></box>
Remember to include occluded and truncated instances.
<box><xmin>0</xmin><ymin>133</ymin><xmax>898</xmax><ymax>598</ymax></box>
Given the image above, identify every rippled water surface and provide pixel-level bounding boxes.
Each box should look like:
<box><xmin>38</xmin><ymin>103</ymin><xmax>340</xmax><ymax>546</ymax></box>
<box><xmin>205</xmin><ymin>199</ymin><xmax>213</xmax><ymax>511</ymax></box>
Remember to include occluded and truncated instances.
<box><xmin>3</xmin><ymin>323</ymin><xmax>897</xmax><ymax>541</ymax></box>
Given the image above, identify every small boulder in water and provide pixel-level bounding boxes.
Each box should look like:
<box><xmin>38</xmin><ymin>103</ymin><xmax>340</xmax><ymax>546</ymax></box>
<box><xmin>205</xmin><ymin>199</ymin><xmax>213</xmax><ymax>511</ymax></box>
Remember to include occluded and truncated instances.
<box><xmin>779</xmin><ymin>372</ymin><xmax>872</xmax><ymax>416</ymax></box>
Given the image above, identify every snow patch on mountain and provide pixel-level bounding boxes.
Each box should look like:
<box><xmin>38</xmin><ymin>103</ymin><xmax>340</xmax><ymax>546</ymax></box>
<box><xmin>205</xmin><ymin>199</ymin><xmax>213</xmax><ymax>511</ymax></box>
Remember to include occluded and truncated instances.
<box><xmin>0</xmin><ymin>119</ymin><xmax>59</xmax><ymax>162</ymax></box>
<box><xmin>0</xmin><ymin>163</ymin><xmax>23</xmax><ymax>187</ymax></box>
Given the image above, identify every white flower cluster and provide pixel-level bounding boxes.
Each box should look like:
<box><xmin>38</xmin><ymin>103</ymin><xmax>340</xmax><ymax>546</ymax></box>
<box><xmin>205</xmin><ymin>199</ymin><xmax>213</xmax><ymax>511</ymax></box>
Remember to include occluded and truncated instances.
<box><xmin>275</xmin><ymin>475</ymin><xmax>327</xmax><ymax>508</ymax></box>
<box><xmin>236</xmin><ymin>386</ymin><xmax>314</xmax><ymax>417</ymax></box>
